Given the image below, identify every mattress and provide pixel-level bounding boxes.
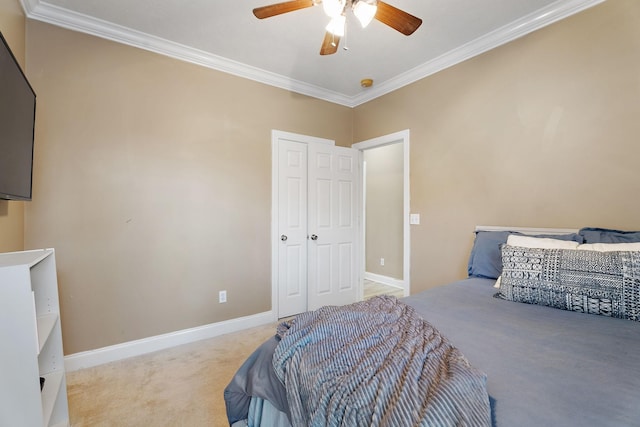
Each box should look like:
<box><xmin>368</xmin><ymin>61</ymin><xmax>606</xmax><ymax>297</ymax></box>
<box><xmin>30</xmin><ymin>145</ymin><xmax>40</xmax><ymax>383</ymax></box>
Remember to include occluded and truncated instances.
<box><xmin>405</xmin><ymin>278</ymin><xmax>640</xmax><ymax>426</ymax></box>
<box><xmin>225</xmin><ymin>278</ymin><xmax>640</xmax><ymax>426</ymax></box>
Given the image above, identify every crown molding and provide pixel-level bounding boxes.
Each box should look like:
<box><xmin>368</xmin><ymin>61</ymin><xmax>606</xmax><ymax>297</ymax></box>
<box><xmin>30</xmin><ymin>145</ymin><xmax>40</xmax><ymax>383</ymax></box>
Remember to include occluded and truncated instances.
<box><xmin>21</xmin><ymin>0</ymin><xmax>604</xmax><ymax>108</ymax></box>
<box><xmin>350</xmin><ymin>0</ymin><xmax>605</xmax><ymax>107</ymax></box>
<box><xmin>19</xmin><ymin>0</ymin><xmax>354</xmax><ymax>105</ymax></box>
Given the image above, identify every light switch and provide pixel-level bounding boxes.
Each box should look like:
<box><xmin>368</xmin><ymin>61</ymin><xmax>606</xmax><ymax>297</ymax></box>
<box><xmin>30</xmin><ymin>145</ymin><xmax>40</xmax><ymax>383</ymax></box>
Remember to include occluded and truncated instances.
<box><xmin>410</xmin><ymin>214</ymin><xmax>420</xmax><ymax>225</ymax></box>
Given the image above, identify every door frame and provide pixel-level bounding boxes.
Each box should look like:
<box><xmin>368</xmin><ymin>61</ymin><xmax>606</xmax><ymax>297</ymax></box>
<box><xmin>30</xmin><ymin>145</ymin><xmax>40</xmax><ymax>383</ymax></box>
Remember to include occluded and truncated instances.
<box><xmin>271</xmin><ymin>130</ymin><xmax>336</xmax><ymax>320</ymax></box>
<box><xmin>352</xmin><ymin>130</ymin><xmax>411</xmax><ymax>297</ymax></box>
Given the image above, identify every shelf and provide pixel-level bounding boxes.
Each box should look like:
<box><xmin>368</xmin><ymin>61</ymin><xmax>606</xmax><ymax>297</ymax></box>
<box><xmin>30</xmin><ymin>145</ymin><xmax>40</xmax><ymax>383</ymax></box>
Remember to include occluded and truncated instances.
<box><xmin>37</xmin><ymin>313</ymin><xmax>59</xmax><ymax>354</ymax></box>
<box><xmin>41</xmin><ymin>370</ymin><xmax>64</xmax><ymax>426</ymax></box>
<box><xmin>1</xmin><ymin>249</ymin><xmax>68</xmax><ymax>426</ymax></box>
<box><xmin>0</xmin><ymin>248</ymin><xmax>53</xmax><ymax>268</ymax></box>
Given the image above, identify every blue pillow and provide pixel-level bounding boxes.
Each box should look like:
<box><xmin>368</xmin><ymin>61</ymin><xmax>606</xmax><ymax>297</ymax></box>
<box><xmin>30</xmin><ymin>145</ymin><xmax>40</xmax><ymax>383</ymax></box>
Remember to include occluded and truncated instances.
<box><xmin>468</xmin><ymin>230</ymin><xmax>584</xmax><ymax>280</ymax></box>
<box><xmin>579</xmin><ymin>227</ymin><xmax>640</xmax><ymax>244</ymax></box>
<box><xmin>468</xmin><ymin>231</ymin><xmax>511</xmax><ymax>279</ymax></box>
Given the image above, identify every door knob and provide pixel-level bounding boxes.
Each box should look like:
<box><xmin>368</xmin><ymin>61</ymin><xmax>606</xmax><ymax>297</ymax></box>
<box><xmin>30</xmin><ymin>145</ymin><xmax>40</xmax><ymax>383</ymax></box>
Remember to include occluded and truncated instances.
<box><xmin>281</xmin><ymin>235</ymin><xmax>288</xmax><ymax>241</ymax></box>
<box><xmin>310</xmin><ymin>234</ymin><xmax>318</xmax><ymax>241</ymax></box>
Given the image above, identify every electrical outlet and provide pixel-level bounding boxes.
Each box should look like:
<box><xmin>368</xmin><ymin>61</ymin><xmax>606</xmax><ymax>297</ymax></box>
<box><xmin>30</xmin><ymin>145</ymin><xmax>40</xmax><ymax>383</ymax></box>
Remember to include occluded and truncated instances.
<box><xmin>380</xmin><ymin>258</ymin><xmax>385</xmax><ymax>266</ymax></box>
<box><xmin>219</xmin><ymin>290</ymin><xmax>227</xmax><ymax>303</ymax></box>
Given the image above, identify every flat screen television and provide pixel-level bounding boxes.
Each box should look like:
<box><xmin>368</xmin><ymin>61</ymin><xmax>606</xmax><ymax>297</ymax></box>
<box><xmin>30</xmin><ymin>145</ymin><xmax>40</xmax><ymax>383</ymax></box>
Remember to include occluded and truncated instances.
<box><xmin>0</xmin><ymin>31</ymin><xmax>36</xmax><ymax>201</ymax></box>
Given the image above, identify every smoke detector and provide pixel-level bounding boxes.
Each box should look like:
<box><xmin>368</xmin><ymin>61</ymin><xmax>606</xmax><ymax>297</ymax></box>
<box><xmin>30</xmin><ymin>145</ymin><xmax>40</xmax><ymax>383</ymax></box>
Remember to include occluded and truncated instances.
<box><xmin>360</xmin><ymin>78</ymin><xmax>373</xmax><ymax>88</ymax></box>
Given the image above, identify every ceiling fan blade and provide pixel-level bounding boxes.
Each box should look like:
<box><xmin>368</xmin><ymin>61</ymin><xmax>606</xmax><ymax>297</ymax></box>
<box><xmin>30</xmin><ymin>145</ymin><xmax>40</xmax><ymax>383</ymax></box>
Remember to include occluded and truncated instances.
<box><xmin>320</xmin><ymin>31</ymin><xmax>340</xmax><ymax>55</ymax></box>
<box><xmin>253</xmin><ymin>0</ymin><xmax>315</xmax><ymax>19</ymax></box>
<box><xmin>375</xmin><ymin>1</ymin><xmax>422</xmax><ymax>36</ymax></box>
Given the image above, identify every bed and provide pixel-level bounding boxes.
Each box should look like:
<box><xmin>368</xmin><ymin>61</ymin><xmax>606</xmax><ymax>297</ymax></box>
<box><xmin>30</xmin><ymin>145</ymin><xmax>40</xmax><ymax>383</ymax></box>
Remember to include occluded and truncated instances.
<box><xmin>224</xmin><ymin>226</ymin><xmax>640</xmax><ymax>426</ymax></box>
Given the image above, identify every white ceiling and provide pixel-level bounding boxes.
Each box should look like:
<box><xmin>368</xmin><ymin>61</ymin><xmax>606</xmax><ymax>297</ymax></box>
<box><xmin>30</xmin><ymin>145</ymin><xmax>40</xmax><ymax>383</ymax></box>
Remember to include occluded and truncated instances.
<box><xmin>20</xmin><ymin>0</ymin><xmax>603</xmax><ymax>107</ymax></box>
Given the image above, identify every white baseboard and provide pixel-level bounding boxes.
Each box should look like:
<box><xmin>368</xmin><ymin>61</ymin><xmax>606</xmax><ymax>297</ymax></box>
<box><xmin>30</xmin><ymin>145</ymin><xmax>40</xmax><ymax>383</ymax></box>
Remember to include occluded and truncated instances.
<box><xmin>64</xmin><ymin>310</ymin><xmax>274</xmax><ymax>372</ymax></box>
<box><xmin>364</xmin><ymin>272</ymin><xmax>405</xmax><ymax>290</ymax></box>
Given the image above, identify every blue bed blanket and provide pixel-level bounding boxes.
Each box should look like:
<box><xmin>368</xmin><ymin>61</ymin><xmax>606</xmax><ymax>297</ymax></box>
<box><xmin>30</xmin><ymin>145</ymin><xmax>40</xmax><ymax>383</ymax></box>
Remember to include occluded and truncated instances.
<box><xmin>225</xmin><ymin>279</ymin><xmax>640</xmax><ymax>426</ymax></box>
<box><xmin>404</xmin><ymin>278</ymin><xmax>640</xmax><ymax>427</ymax></box>
<box><xmin>272</xmin><ymin>296</ymin><xmax>491</xmax><ymax>426</ymax></box>
<box><xmin>224</xmin><ymin>337</ymin><xmax>289</xmax><ymax>425</ymax></box>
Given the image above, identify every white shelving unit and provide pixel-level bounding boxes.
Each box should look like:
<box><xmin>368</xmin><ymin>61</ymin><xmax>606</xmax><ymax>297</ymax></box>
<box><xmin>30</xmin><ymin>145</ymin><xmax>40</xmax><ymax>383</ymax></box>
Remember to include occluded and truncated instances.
<box><xmin>0</xmin><ymin>249</ymin><xmax>69</xmax><ymax>427</ymax></box>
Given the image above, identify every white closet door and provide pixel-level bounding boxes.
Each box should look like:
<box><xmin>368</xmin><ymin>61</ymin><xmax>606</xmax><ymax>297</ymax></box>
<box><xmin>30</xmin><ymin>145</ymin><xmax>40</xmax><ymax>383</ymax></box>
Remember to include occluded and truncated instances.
<box><xmin>274</xmin><ymin>132</ymin><xmax>360</xmax><ymax>318</ymax></box>
<box><xmin>277</xmin><ymin>140</ymin><xmax>308</xmax><ymax>318</ymax></box>
<box><xmin>307</xmin><ymin>143</ymin><xmax>359</xmax><ymax>311</ymax></box>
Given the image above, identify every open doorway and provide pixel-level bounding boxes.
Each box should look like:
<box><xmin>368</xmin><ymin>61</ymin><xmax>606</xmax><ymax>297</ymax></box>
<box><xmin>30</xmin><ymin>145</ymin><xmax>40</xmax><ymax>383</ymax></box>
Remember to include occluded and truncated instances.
<box><xmin>353</xmin><ymin>130</ymin><xmax>410</xmax><ymax>299</ymax></box>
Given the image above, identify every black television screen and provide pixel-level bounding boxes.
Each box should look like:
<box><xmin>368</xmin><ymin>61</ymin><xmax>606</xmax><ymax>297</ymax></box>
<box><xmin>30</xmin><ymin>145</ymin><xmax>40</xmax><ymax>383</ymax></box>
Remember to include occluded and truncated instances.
<box><xmin>0</xmin><ymin>31</ymin><xmax>36</xmax><ymax>201</ymax></box>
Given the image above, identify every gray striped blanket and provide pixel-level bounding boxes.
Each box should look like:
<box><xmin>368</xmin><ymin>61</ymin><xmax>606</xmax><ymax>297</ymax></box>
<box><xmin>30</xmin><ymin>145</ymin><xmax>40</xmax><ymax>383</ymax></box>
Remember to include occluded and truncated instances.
<box><xmin>272</xmin><ymin>296</ymin><xmax>491</xmax><ymax>426</ymax></box>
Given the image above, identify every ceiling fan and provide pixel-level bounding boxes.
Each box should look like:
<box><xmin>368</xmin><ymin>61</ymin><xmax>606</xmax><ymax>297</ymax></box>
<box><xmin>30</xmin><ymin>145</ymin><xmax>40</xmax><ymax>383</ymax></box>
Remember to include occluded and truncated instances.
<box><xmin>253</xmin><ymin>0</ymin><xmax>422</xmax><ymax>55</ymax></box>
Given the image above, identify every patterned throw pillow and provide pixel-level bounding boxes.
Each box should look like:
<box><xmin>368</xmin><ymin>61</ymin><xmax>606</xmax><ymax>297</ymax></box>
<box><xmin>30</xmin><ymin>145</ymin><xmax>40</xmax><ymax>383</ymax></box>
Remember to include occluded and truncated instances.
<box><xmin>499</xmin><ymin>245</ymin><xmax>640</xmax><ymax>321</ymax></box>
<box><xmin>468</xmin><ymin>231</ymin><xmax>583</xmax><ymax>280</ymax></box>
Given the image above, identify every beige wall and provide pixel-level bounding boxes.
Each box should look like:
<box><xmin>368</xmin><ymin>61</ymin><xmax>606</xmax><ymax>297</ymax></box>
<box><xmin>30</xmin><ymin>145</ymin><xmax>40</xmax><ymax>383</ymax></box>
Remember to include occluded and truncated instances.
<box><xmin>0</xmin><ymin>0</ymin><xmax>25</xmax><ymax>253</ymax></box>
<box><xmin>354</xmin><ymin>0</ymin><xmax>640</xmax><ymax>293</ymax></box>
<box><xmin>19</xmin><ymin>0</ymin><xmax>640</xmax><ymax>354</ymax></box>
<box><xmin>24</xmin><ymin>20</ymin><xmax>353</xmax><ymax>354</ymax></box>
<box><xmin>364</xmin><ymin>143</ymin><xmax>403</xmax><ymax>279</ymax></box>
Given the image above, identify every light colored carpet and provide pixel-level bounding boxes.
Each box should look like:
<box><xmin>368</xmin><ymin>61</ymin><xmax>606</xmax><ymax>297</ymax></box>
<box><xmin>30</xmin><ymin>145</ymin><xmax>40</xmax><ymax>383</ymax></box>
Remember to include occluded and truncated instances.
<box><xmin>67</xmin><ymin>282</ymin><xmax>401</xmax><ymax>426</ymax></box>
<box><xmin>67</xmin><ymin>322</ymin><xmax>277</xmax><ymax>427</ymax></box>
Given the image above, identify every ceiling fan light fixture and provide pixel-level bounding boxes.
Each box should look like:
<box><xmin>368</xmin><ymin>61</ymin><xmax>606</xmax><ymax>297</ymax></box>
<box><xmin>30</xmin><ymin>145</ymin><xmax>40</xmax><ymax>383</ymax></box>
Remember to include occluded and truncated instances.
<box><xmin>253</xmin><ymin>0</ymin><xmax>422</xmax><ymax>56</ymax></box>
<box><xmin>326</xmin><ymin>14</ymin><xmax>346</xmax><ymax>37</ymax></box>
<box><xmin>322</xmin><ymin>0</ymin><xmax>346</xmax><ymax>18</ymax></box>
<box><xmin>353</xmin><ymin>0</ymin><xmax>378</xmax><ymax>28</ymax></box>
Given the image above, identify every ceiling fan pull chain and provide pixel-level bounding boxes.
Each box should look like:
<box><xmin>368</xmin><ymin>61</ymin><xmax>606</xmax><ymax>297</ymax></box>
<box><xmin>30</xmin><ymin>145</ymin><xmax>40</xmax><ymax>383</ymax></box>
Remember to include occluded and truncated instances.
<box><xmin>343</xmin><ymin>18</ymin><xmax>349</xmax><ymax>51</ymax></box>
